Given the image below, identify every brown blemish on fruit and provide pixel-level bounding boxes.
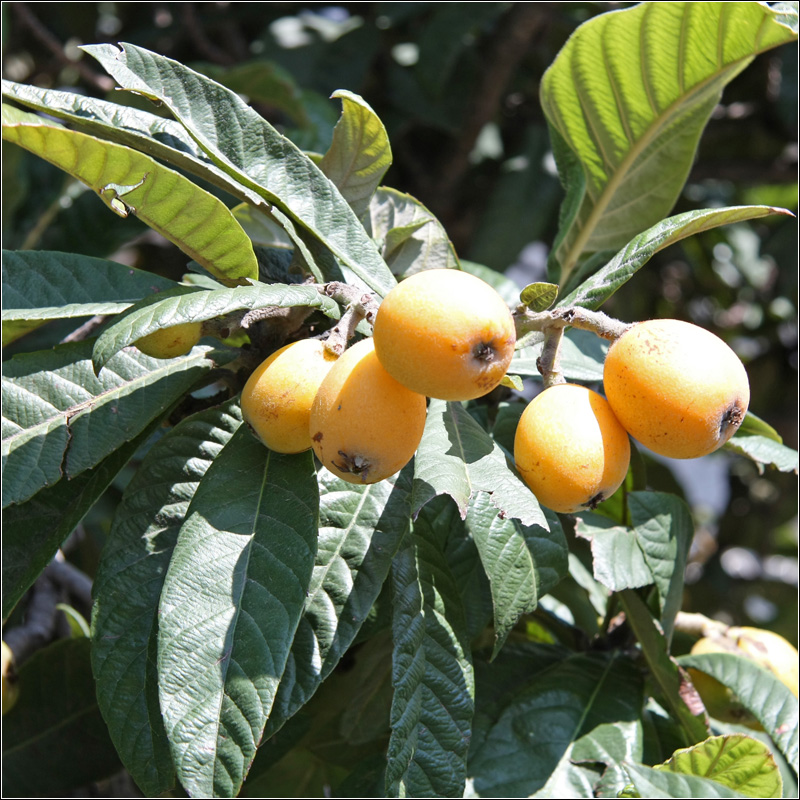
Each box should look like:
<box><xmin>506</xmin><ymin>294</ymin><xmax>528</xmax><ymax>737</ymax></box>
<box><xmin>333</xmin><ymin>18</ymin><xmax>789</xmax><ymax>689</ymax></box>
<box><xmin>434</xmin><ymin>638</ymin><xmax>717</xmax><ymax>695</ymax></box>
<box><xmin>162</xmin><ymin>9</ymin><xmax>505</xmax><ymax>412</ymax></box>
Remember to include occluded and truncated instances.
<box><xmin>720</xmin><ymin>400</ymin><xmax>746</xmax><ymax>436</ymax></box>
<box><xmin>312</xmin><ymin>431</ymin><xmax>323</xmax><ymax>442</ymax></box>
<box><xmin>332</xmin><ymin>451</ymin><xmax>372</xmax><ymax>481</ymax></box>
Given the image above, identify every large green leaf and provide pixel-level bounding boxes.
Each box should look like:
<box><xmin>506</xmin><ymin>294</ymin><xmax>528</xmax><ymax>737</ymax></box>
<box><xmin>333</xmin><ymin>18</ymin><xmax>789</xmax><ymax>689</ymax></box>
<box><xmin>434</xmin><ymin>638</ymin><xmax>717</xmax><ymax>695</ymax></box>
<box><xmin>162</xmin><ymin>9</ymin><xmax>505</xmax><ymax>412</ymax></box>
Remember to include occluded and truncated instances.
<box><xmin>263</xmin><ymin>465</ymin><xmax>413</xmax><ymax>741</ymax></box>
<box><xmin>541</xmin><ymin>1</ymin><xmax>798</xmax><ymax>283</ymax></box>
<box><xmin>3</xmin><ymin>416</ymin><xmax>161</xmax><ymax>619</ymax></box>
<box><xmin>468</xmin><ymin>651</ymin><xmax>645</xmax><ymax>797</ymax></box>
<box><xmin>83</xmin><ymin>43</ymin><xmax>397</xmax><ymax>296</ymax></box>
<box><xmin>464</xmin><ymin>493</ymin><xmax>567</xmax><ymax>658</ymax></box>
<box><xmin>2</xmin><ymin>340</ymin><xmax>213</xmax><ymax>508</ymax></box>
<box><xmin>2</xmin><ymin>106</ymin><xmax>257</xmax><ymax>287</ymax></box>
<box><xmin>557</xmin><ymin>206</ymin><xmax>792</xmax><ymax>309</ymax></box>
<box><xmin>385</xmin><ymin>509</ymin><xmax>474</xmax><ymax>798</ymax></box>
<box><xmin>725</xmin><ymin>434</ymin><xmax>799</xmax><ymax>474</ymax></box>
<box><xmin>92</xmin><ymin>400</ymin><xmax>242</xmax><ymax>797</ymax></box>
<box><xmin>656</xmin><ymin>734</ymin><xmax>782</xmax><ymax>799</ymax></box>
<box><xmin>158</xmin><ymin>430</ymin><xmax>319</xmax><ymax>798</ymax></box>
<box><xmin>571</xmin><ymin>720</ymin><xmax>644</xmax><ymax>798</ymax></box>
<box><xmin>91</xmin><ymin>282</ymin><xmax>340</xmax><ymax>372</ymax></box>
<box><xmin>1</xmin><ymin>250</ymin><xmax>176</xmax><ymax>345</ymax></box>
<box><xmin>319</xmin><ymin>90</ymin><xmax>392</xmax><ymax>220</ymax></box>
<box><xmin>678</xmin><ymin>652</ymin><xmax>799</xmax><ymax>773</ymax></box>
<box><xmin>2</xmin><ymin>638</ymin><xmax>121</xmax><ymax>797</ymax></box>
<box><xmin>412</xmin><ymin>399</ymin><xmax>548</xmax><ymax>528</ymax></box>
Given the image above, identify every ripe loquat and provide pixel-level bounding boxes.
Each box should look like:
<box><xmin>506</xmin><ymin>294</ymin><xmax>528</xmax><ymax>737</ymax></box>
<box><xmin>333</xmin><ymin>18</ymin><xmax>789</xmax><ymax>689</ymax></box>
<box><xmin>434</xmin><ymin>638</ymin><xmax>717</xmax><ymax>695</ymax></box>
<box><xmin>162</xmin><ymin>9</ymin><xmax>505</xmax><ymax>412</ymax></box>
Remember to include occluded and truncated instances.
<box><xmin>134</xmin><ymin>321</ymin><xmax>203</xmax><ymax>359</ymax></box>
<box><xmin>514</xmin><ymin>383</ymin><xmax>631</xmax><ymax>514</ymax></box>
<box><xmin>372</xmin><ymin>269</ymin><xmax>516</xmax><ymax>401</ymax></box>
<box><xmin>309</xmin><ymin>338</ymin><xmax>427</xmax><ymax>484</ymax></box>
<box><xmin>603</xmin><ymin>319</ymin><xmax>749</xmax><ymax>459</ymax></box>
<box><xmin>241</xmin><ymin>339</ymin><xmax>339</xmax><ymax>454</ymax></box>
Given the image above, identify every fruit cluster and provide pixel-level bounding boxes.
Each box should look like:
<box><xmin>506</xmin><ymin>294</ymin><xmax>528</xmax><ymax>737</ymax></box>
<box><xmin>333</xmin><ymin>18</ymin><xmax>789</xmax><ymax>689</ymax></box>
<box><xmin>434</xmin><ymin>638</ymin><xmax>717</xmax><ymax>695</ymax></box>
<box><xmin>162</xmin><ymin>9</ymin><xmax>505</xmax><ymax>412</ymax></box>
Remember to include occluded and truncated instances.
<box><xmin>138</xmin><ymin>269</ymin><xmax>751</xmax><ymax>501</ymax></box>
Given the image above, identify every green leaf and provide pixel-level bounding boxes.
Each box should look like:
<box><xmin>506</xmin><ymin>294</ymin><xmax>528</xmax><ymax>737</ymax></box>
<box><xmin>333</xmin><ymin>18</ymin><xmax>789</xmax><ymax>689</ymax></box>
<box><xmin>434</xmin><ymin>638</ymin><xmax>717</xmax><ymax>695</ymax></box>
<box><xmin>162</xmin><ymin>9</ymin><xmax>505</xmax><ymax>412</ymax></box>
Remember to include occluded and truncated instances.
<box><xmin>469</xmin><ymin>651</ymin><xmax>645</xmax><ymax>797</ymax></box>
<box><xmin>263</xmin><ymin>465</ymin><xmax>413</xmax><ymax>741</ymax></box>
<box><xmin>319</xmin><ymin>90</ymin><xmax>392</xmax><ymax>220</ymax></box>
<box><xmin>736</xmin><ymin>411</ymin><xmax>784</xmax><ymax>443</ymax></box>
<box><xmin>725</xmin><ymin>435</ymin><xmax>799</xmax><ymax>474</ymax></box>
<box><xmin>620</xmin><ymin>590</ymin><xmax>709</xmax><ymax>747</ymax></box>
<box><xmin>464</xmin><ymin>493</ymin><xmax>567</xmax><ymax>658</ymax></box>
<box><xmin>571</xmin><ymin>720</ymin><xmax>644</xmax><ymax>797</ymax></box>
<box><xmin>367</xmin><ymin>187</ymin><xmax>460</xmax><ymax>278</ymax></box>
<box><xmin>678</xmin><ymin>652</ymin><xmax>799</xmax><ymax>773</ymax></box>
<box><xmin>2</xmin><ymin>638</ymin><xmax>122</xmax><ymax>797</ymax></box>
<box><xmin>2</xmin><ymin>340</ymin><xmax>213</xmax><ymax>509</ymax></box>
<box><xmin>575</xmin><ymin>513</ymin><xmax>654</xmax><ymax>592</ymax></box>
<box><xmin>91</xmin><ymin>282</ymin><xmax>339</xmax><ymax>372</ymax></box>
<box><xmin>541</xmin><ymin>1</ymin><xmax>798</xmax><ymax>283</ymax></box>
<box><xmin>385</xmin><ymin>510</ymin><xmax>474</xmax><ymax>798</ymax></box>
<box><xmin>158</xmin><ymin>430</ymin><xmax>319</xmax><ymax>798</ymax></box>
<box><xmin>557</xmin><ymin>206</ymin><xmax>792</xmax><ymax>310</ymax></box>
<box><xmin>2</xmin><ymin>105</ymin><xmax>258</xmax><ymax>287</ymax></box>
<box><xmin>83</xmin><ymin>43</ymin><xmax>397</xmax><ymax>296</ymax></box>
<box><xmin>3</xmin><ymin>418</ymin><xmax>160</xmax><ymax>619</ymax></box>
<box><xmin>656</xmin><ymin>734</ymin><xmax>782</xmax><ymax>799</ymax></box>
<box><xmin>411</xmin><ymin>399</ymin><xmax>548</xmax><ymax>528</ymax></box>
<box><xmin>629</xmin><ymin>492</ymin><xmax>693</xmax><ymax>642</ymax></box>
<box><xmin>512</xmin><ymin>328</ymin><xmax>608</xmax><ymax>382</ymax></box>
<box><xmin>622</xmin><ymin>762</ymin><xmax>748</xmax><ymax>798</ymax></box>
<box><xmin>2</xmin><ymin>250</ymin><xmax>176</xmax><ymax>325</ymax></box>
<box><xmin>520</xmin><ymin>282</ymin><xmax>559</xmax><ymax>312</ymax></box>
<box><xmin>92</xmin><ymin>400</ymin><xmax>242</xmax><ymax>797</ymax></box>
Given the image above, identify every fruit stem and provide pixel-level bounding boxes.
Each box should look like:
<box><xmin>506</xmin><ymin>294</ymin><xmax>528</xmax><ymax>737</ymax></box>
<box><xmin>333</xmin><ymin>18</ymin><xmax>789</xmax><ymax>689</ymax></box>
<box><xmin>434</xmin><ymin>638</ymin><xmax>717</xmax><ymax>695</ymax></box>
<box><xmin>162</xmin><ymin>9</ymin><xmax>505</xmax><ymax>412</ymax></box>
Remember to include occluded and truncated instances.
<box><xmin>321</xmin><ymin>283</ymin><xmax>380</xmax><ymax>356</ymax></box>
<box><xmin>514</xmin><ymin>306</ymin><xmax>631</xmax><ymax>342</ymax></box>
<box><xmin>674</xmin><ymin>611</ymin><xmax>730</xmax><ymax>639</ymax></box>
<box><xmin>538</xmin><ymin>327</ymin><xmax>566</xmax><ymax>388</ymax></box>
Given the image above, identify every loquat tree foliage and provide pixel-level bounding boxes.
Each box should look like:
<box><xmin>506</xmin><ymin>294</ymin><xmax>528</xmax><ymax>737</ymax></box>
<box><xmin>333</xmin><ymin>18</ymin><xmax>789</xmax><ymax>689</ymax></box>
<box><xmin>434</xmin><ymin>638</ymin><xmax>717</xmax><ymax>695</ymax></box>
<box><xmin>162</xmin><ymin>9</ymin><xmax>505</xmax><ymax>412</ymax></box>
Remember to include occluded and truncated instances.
<box><xmin>2</xmin><ymin>2</ymin><xmax>798</xmax><ymax>798</ymax></box>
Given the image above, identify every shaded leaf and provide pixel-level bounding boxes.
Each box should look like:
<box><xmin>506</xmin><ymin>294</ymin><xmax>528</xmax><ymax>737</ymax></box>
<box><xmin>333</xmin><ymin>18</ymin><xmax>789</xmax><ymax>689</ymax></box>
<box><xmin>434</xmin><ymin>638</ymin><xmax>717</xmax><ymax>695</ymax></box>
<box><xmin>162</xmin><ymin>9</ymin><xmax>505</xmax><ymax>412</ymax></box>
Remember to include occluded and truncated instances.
<box><xmin>92</xmin><ymin>282</ymin><xmax>339</xmax><ymax>371</ymax></box>
<box><xmin>656</xmin><ymin>734</ymin><xmax>782</xmax><ymax>799</ymax></box>
<box><xmin>621</xmin><ymin>590</ymin><xmax>709</xmax><ymax>747</ymax></box>
<box><xmin>465</xmin><ymin>493</ymin><xmax>567</xmax><ymax>657</ymax></box>
<box><xmin>557</xmin><ymin>206</ymin><xmax>792</xmax><ymax>309</ymax></box>
<box><xmin>263</xmin><ymin>465</ymin><xmax>414</xmax><ymax>741</ymax></box>
<box><xmin>158</xmin><ymin>431</ymin><xmax>319</xmax><ymax>798</ymax></box>
<box><xmin>469</xmin><ymin>651</ymin><xmax>644</xmax><ymax>797</ymax></box>
<box><xmin>2</xmin><ymin>105</ymin><xmax>257</xmax><ymax>286</ymax></box>
<box><xmin>385</xmin><ymin>510</ymin><xmax>474</xmax><ymax>798</ymax></box>
<box><xmin>541</xmin><ymin>1</ymin><xmax>798</xmax><ymax>283</ymax></box>
<box><xmin>575</xmin><ymin>513</ymin><xmax>654</xmax><ymax>592</ymax></box>
<box><xmin>367</xmin><ymin>187</ymin><xmax>459</xmax><ymax>278</ymax></box>
<box><xmin>3</xmin><ymin>417</ymin><xmax>160</xmax><ymax>619</ymax></box>
<box><xmin>736</xmin><ymin>411</ymin><xmax>784</xmax><ymax>443</ymax></box>
<box><xmin>629</xmin><ymin>492</ymin><xmax>693</xmax><ymax>642</ymax></box>
<box><xmin>571</xmin><ymin>720</ymin><xmax>644</xmax><ymax>797</ymax></box>
<box><xmin>92</xmin><ymin>400</ymin><xmax>242</xmax><ymax>797</ymax></box>
<box><xmin>2</xmin><ymin>340</ymin><xmax>213</xmax><ymax>508</ymax></box>
<box><xmin>411</xmin><ymin>399</ymin><xmax>547</xmax><ymax>528</ymax></box>
<box><xmin>320</xmin><ymin>90</ymin><xmax>392</xmax><ymax>220</ymax></box>
<box><xmin>2</xmin><ymin>638</ymin><xmax>121</xmax><ymax>797</ymax></box>
<box><xmin>1</xmin><ymin>250</ymin><xmax>175</xmax><ymax>324</ymax></box>
<box><xmin>678</xmin><ymin>652</ymin><xmax>799</xmax><ymax>773</ymax></box>
<box><xmin>83</xmin><ymin>43</ymin><xmax>396</xmax><ymax>296</ymax></box>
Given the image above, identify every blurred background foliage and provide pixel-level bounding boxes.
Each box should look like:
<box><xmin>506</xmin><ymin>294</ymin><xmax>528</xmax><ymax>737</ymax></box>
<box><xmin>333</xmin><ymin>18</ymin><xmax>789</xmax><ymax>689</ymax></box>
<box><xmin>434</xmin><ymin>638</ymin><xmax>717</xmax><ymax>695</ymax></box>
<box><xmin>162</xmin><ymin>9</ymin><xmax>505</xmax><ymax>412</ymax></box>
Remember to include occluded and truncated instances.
<box><xmin>2</xmin><ymin>0</ymin><xmax>797</xmax><ymax>670</ymax></box>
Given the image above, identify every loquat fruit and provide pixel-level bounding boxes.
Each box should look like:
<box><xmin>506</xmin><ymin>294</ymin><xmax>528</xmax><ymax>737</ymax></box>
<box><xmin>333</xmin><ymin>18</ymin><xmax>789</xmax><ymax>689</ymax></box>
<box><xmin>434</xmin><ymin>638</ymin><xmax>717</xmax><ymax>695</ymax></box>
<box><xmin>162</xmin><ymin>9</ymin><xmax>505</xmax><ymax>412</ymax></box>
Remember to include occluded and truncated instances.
<box><xmin>241</xmin><ymin>339</ymin><xmax>339</xmax><ymax>454</ymax></box>
<box><xmin>514</xmin><ymin>383</ymin><xmax>631</xmax><ymax>514</ymax></box>
<box><xmin>134</xmin><ymin>321</ymin><xmax>203</xmax><ymax>359</ymax></box>
<box><xmin>372</xmin><ymin>269</ymin><xmax>516</xmax><ymax>401</ymax></box>
<box><xmin>603</xmin><ymin>319</ymin><xmax>749</xmax><ymax>459</ymax></box>
<box><xmin>309</xmin><ymin>338</ymin><xmax>427</xmax><ymax>484</ymax></box>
